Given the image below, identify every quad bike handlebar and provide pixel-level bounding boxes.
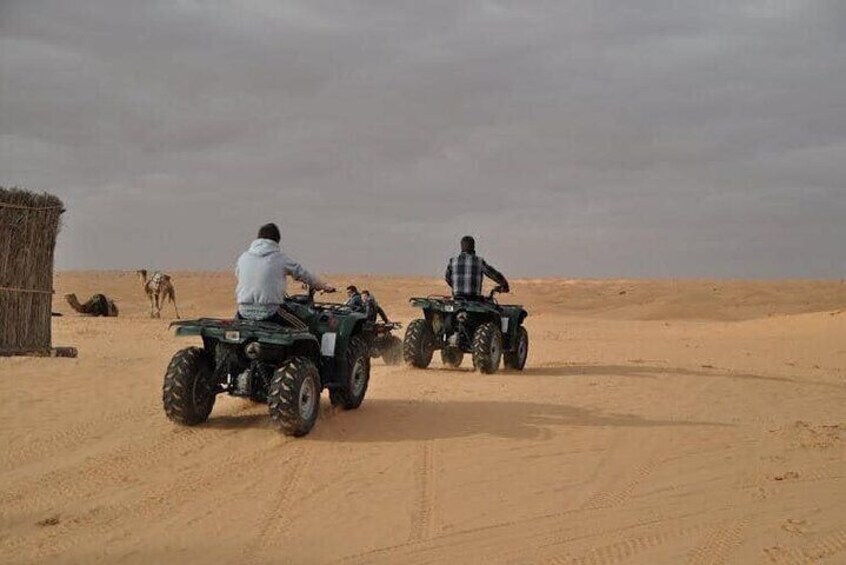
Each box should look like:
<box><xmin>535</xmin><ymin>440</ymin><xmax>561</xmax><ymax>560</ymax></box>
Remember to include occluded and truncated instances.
<box><xmin>287</xmin><ymin>285</ymin><xmax>336</xmax><ymax>307</ymax></box>
<box><xmin>487</xmin><ymin>286</ymin><xmax>501</xmax><ymax>304</ymax></box>
<box><xmin>308</xmin><ymin>285</ymin><xmax>335</xmax><ymax>300</ymax></box>
<box><xmin>488</xmin><ymin>285</ymin><xmax>505</xmax><ymax>299</ymax></box>
<box><xmin>371</xmin><ymin>320</ymin><xmax>402</xmax><ymax>335</ymax></box>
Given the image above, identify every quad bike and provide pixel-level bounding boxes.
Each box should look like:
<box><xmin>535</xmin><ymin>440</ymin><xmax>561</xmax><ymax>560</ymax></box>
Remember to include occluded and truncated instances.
<box><xmin>368</xmin><ymin>321</ymin><xmax>403</xmax><ymax>365</ymax></box>
<box><xmin>162</xmin><ymin>287</ymin><xmax>371</xmax><ymax>437</ymax></box>
<box><xmin>403</xmin><ymin>286</ymin><xmax>528</xmax><ymax>374</ymax></box>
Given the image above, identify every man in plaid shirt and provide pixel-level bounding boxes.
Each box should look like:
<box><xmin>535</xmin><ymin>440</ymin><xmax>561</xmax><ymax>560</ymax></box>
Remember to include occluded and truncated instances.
<box><xmin>445</xmin><ymin>236</ymin><xmax>510</xmax><ymax>299</ymax></box>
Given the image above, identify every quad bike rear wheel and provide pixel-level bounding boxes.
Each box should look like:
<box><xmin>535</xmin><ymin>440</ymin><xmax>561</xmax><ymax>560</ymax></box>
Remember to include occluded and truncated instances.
<box><xmin>162</xmin><ymin>347</ymin><xmax>216</xmax><ymax>425</ymax></box>
<box><xmin>330</xmin><ymin>335</ymin><xmax>371</xmax><ymax>409</ymax></box>
<box><xmin>440</xmin><ymin>347</ymin><xmax>464</xmax><ymax>368</ymax></box>
<box><xmin>403</xmin><ymin>319</ymin><xmax>435</xmax><ymax>368</ymax></box>
<box><xmin>268</xmin><ymin>357</ymin><xmax>321</xmax><ymax>437</ymax></box>
<box><xmin>472</xmin><ymin>322</ymin><xmax>502</xmax><ymax>374</ymax></box>
<box><xmin>504</xmin><ymin>326</ymin><xmax>529</xmax><ymax>371</ymax></box>
<box><xmin>381</xmin><ymin>335</ymin><xmax>403</xmax><ymax>366</ymax></box>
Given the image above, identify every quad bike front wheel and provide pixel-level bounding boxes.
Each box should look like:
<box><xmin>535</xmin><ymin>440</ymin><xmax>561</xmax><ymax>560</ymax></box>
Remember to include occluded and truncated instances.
<box><xmin>381</xmin><ymin>335</ymin><xmax>403</xmax><ymax>366</ymax></box>
<box><xmin>441</xmin><ymin>347</ymin><xmax>464</xmax><ymax>368</ymax></box>
<box><xmin>504</xmin><ymin>326</ymin><xmax>529</xmax><ymax>371</ymax></box>
<box><xmin>472</xmin><ymin>322</ymin><xmax>503</xmax><ymax>374</ymax></box>
<box><xmin>330</xmin><ymin>335</ymin><xmax>371</xmax><ymax>409</ymax></box>
<box><xmin>404</xmin><ymin>319</ymin><xmax>435</xmax><ymax>368</ymax></box>
<box><xmin>268</xmin><ymin>357</ymin><xmax>321</xmax><ymax>437</ymax></box>
<box><xmin>162</xmin><ymin>347</ymin><xmax>216</xmax><ymax>425</ymax></box>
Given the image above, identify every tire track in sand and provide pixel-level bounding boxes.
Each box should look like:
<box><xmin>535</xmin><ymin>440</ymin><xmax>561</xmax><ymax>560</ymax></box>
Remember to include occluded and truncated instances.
<box><xmin>762</xmin><ymin>527</ymin><xmax>846</xmax><ymax>564</ymax></box>
<box><xmin>798</xmin><ymin>527</ymin><xmax>846</xmax><ymax>563</ymax></box>
<box><xmin>335</xmin><ymin>496</ymin><xmax>715</xmax><ymax>565</ymax></box>
<box><xmin>687</xmin><ymin>519</ymin><xmax>749</xmax><ymax>565</ymax></box>
<box><xmin>544</xmin><ymin>521</ymin><xmax>705</xmax><ymax>565</ymax></box>
<box><xmin>0</xmin><ymin>404</ymin><xmax>157</xmax><ymax>473</ymax></box>
<box><xmin>408</xmin><ymin>440</ymin><xmax>438</xmax><ymax>542</ymax></box>
<box><xmin>1</xmin><ymin>401</ymin><xmax>280</xmax><ymax>560</ymax></box>
<box><xmin>3</xmin><ymin>393</ymin><xmax>329</xmax><ymax>563</ymax></box>
<box><xmin>579</xmin><ymin>449</ymin><xmax>671</xmax><ymax>511</ymax></box>
<box><xmin>0</xmin><ymin>402</ymin><xmax>265</xmax><ymax>518</ymax></box>
<box><xmin>243</xmin><ymin>442</ymin><xmax>313</xmax><ymax>565</ymax></box>
<box><xmin>0</xmin><ymin>425</ymin><xmax>215</xmax><ymax>510</ymax></box>
<box><xmin>335</xmin><ymin>435</ymin><xmax>712</xmax><ymax>564</ymax></box>
<box><xmin>1</xmin><ymin>437</ymin><xmax>282</xmax><ymax>562</ymax></box>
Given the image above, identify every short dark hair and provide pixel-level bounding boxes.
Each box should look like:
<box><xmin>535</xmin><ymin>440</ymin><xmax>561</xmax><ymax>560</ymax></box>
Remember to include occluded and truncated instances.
<box><xmin>461</xmin><ymin>235</ymin><xmax>475</xmax><ymax>253</ymax></box>
<box><xmin>361</xmin><ymin>290</ymin><xmax>370</xmax><ymax>296</ymax></box>
<box><xmin>346</xmin><ymin>285</ymin><xmax>358</xmax><ymax>293</ymax></box>
<box><xmin>258</xmin><ymin>223</ymin><xmax>281</xmax><ymax>242</ymax></box>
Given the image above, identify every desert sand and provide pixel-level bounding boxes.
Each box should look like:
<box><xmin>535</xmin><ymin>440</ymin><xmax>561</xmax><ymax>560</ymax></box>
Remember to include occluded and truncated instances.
<box><xmin>1</xmin><ymin>272</ymin><xmax>844</xmax><ymax>564</ymax></box>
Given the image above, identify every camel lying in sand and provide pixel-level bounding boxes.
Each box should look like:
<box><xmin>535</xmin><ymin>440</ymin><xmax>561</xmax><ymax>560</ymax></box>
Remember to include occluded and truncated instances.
<box><xmin>65</xmin><ymin>293</ymin><xmax>119</xmax><ymax>317</ymax></box>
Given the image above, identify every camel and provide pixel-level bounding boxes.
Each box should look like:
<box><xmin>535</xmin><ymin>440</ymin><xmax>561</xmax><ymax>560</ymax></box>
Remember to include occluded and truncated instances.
<box><xmin>136</xmin><ymin>270</ymin><xmax>180</xmax><ymax>319</ymax></box>
<box><xmin>65</xmin><ymin>293</ymin><xmax>119</xmax><ymax>317</ymax></box>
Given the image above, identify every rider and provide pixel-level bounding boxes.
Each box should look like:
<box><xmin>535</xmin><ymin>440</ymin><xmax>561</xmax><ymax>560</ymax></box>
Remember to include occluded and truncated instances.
<box><xmin>345</xmin><ymin>285</ymin><xmax>364</xmax><ymax>312</ymax></box>
<box><xmin>445</xmin><ymin>235</ymin><xmax>510</xmax><ymax>299</ymax></box>
<box><xmin>361</xmin><ymin>290</ymin><xmax>390</xmax><ymax>323</ymax></box>
<box><xmin>235</xmin><ymin>222</ymin><xmax>335</xmax><ymax>325</ymax></box>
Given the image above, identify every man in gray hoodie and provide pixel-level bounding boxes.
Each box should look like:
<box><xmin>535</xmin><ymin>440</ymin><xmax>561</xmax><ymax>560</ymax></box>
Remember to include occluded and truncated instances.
<box><xmin>235</xmin><ymin>223</ymin><xmax>335</xmax><ymax>324</ymax></box>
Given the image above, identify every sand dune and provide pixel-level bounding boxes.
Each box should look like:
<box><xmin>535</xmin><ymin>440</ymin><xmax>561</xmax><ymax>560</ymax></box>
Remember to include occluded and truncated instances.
<box><xmin>1</xmin><ymin>273</ymin><xmax>844</xmax><ymax>564</ymax></box>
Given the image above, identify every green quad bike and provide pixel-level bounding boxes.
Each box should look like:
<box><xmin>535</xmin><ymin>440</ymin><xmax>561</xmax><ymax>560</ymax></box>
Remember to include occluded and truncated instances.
<box><xmin>162</xmin><ymin>287</ymin><xmax>371</xmax><ymax>437</ymax></box>
<box><xmin>403</xmin><ymin>286</ymin><xmax>529</xmax><ymax>374</ymax></box>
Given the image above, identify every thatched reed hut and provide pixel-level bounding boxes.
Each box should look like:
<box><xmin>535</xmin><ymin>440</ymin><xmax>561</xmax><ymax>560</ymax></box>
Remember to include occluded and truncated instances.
<box><xmin>0</xmin><ymin>187</ymin><xmax>65</xmax><ymax>355</ymax></box>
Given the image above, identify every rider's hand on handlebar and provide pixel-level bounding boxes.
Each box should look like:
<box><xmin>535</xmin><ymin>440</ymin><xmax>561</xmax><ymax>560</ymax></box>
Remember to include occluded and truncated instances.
<box><xmin>322</xmin><ymin>285</ymin><xmax>336</xmax><ymax>293</ymax></box>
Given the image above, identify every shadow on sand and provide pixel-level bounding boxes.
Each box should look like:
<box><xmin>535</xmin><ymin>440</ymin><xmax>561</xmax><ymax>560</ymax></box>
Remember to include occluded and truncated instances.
<box><xmin>203</xmin><ymin>397</ymin><xmax>728</xmax><ymax>442</ymax></box>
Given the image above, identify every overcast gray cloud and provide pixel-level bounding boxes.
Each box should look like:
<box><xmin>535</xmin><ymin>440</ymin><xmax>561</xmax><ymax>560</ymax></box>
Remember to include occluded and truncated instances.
<box><xmin>1</xmin><ymin>0</ymin><xmax>844</xmax><ymax>277</ymax></box>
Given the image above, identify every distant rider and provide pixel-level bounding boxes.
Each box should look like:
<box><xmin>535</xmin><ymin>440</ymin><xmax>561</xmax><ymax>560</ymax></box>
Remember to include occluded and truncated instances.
<box><xmin>345</xmin><ymin>285</ymin><xmax>364</xmax><ymax>312</ymax></box>
<box><xmin>235</xmin><ymin>223</ymin><xmax>335</xmax><ymax>325</ymax></box>
<box><xmin>445</xmin><ymin>235</ymin><xmax>510</xmax><ymax>299</ymax></box>
<box><xmin>361</xmin><ymin>290</ymin><xmax>390</xmax><ymax>323</ymax></box>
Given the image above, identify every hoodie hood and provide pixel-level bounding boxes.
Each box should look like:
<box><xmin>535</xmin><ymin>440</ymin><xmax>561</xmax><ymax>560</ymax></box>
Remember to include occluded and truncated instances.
<box><xmin>247</xmin><ymin>238</ymin><xmax>280</xmax><ymax>257</ymax></box>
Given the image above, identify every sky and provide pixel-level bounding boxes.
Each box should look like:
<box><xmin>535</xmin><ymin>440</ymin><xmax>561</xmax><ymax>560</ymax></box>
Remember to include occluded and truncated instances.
<box><xmin>1</xmin><ymin>0</ymin><xmax>844</xmax><ymax>278</ymax></box>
